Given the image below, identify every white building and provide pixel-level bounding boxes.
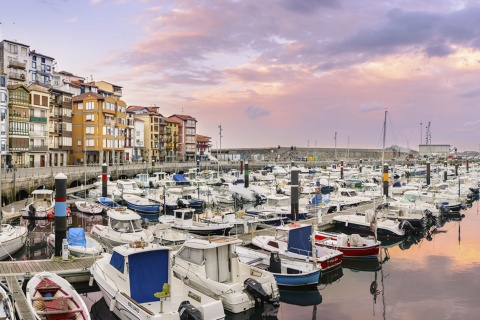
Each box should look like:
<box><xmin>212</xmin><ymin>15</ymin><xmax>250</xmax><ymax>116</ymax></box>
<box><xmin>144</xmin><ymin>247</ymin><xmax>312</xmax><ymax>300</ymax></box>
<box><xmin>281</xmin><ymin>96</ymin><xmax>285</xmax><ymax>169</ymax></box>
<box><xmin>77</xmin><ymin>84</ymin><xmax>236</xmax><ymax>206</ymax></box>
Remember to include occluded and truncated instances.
<box><xmin>0</xmin><ymin>74</ymin><xmax>7</xmax><ymax>166</ymax></box>
<box><xmin>133</xmin><ymin>117</ymin><xmax>145</xmax><ymax>162</ymax></box>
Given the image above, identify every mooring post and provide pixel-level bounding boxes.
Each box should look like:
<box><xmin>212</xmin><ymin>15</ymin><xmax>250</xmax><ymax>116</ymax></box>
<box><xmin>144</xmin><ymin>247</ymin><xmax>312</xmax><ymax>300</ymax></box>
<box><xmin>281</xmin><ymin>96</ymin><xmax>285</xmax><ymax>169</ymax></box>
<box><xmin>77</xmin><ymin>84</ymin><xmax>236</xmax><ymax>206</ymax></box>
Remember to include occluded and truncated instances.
<box><xmin>244</xmin><ymin>162</ymin><xmax>249</xmax><ymax>188</ymax></box>
<box><xmin>426</xmin><ymin>161</ymin><xmax>431</xmax><ymax>186</ymax></box>
<box><xmin>54</xmin><ymin>173</ymin><xmax>67</xmax><ymax>257</ymax></box>
<box><xmin>291</xmin><ymin>167</ymin><xmax>299</xmax><ymax>221</ymax></box>
<box><xmin>382</xmin><ymin>163</ymin><xmax>389</xmax><ymax>198</ymax></box>
<box><xmin>102</xmin><ymin>163</ymin><xmax>108</xmax><ymax>198</ymax></box>
<box><xmin>444</xmin><ymin>161</ymin><xmax>448</xmax><ymax>182</ymax></box>
<box><xmin>340</xmin><ymin>160</ymin><xmax>344</xmax><ymax>180</ymax></box>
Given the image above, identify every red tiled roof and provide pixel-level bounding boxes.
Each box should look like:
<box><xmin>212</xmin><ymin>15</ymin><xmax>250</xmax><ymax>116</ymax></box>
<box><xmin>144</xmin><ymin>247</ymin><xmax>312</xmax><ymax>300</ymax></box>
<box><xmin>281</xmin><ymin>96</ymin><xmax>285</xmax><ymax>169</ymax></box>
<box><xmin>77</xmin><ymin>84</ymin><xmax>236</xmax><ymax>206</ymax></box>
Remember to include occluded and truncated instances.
<box><xmin>170</xmin><ymin>114</ymin><xmax>196</xmax><ymax>121</ymax></box>
<box><xmin>72</xmin><ymin>92</ymin><xmax>105</xmax><ymax>101</ymax></box>
<box><xmin>196</xmin><ymin>134</ymin><xmax>211</xmax><ymax>142</ymax></box>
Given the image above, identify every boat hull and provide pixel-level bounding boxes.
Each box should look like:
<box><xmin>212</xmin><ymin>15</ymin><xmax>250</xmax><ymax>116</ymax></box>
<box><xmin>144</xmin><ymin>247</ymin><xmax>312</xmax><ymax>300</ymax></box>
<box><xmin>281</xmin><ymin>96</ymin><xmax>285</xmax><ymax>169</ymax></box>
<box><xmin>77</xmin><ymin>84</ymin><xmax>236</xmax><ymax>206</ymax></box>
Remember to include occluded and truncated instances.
<box><xmin>273</xmin><ymin>269</ymin><xmax>321</xmax><ymax>287</ymax></box>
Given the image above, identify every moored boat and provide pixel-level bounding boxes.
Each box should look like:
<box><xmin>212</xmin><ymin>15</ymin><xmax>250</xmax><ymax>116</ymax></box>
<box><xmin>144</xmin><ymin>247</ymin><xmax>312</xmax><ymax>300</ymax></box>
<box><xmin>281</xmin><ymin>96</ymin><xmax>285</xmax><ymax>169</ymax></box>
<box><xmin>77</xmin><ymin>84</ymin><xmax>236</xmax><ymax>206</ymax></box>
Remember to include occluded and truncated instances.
<box><xmin>26</xmin><ymin>271</ymin><xmax>91</xmax><ymax>320</ymax></box>
<box><xmin>314</xmin><ymin>231</ymin><xmax>380</xmax><ymax>258</ymax></box>
<box><xmin>90</xmin><ymin>241</ymin><xmax>225</xmax><ymax>320</ymax></box>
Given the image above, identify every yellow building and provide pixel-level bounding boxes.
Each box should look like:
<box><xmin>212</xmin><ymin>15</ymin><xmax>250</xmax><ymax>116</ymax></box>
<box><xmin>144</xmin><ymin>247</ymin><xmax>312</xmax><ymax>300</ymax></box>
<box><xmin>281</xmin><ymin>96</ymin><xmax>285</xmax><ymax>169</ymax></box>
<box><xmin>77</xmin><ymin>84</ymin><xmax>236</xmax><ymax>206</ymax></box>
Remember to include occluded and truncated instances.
<box><xmin>72</xmin><ymin>92</ymin><xmax>126</xmax><ymax>165</ymax></box>
<box><xmin>165</xmin><ymin>118</ymin><xmax>178</xmax><ymax>162</ymax></box>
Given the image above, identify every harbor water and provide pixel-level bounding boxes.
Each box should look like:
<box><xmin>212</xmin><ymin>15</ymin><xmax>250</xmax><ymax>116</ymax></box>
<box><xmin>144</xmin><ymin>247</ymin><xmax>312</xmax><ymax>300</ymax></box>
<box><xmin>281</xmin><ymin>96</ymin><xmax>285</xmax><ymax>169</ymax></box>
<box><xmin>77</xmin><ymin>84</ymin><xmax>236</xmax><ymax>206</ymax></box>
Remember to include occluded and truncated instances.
<box><xmin>10</xmin><ymin>200</ymin><xmax>480</xmax><ymax>320</ymax></box>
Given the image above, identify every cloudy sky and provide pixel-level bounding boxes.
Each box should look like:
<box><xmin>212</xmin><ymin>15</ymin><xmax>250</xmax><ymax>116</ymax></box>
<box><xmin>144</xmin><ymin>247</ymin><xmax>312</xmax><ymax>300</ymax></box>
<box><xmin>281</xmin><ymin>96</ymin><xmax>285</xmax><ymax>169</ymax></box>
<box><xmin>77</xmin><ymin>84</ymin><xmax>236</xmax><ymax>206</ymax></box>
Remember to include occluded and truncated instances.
<box><xmin>2</xmin><ymin>0</ymin><xmax>480</xmax><ymax>151</ymax></box>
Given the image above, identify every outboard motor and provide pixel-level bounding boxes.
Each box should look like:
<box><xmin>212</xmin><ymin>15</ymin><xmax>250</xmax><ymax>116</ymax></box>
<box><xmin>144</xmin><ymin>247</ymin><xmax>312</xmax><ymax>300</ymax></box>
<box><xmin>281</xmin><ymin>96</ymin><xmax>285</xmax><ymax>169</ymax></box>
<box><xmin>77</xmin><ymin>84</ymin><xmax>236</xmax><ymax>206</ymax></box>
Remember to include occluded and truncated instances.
<box><xmin>268</xmin><ymin>252</ymin><xmax>281</xmax><ymax>273</ymax></box>
<box><xmin>140</xmin><ymin>218</ymin><xmax>150</xmax><ymax>228</ymax></box>
<box><xmin>177</xmin><ymin>198</ymin><xmax>189</xmax><ymax>208</ymax></box>
<box><xmin>436</xmin><ymin>203</ymin><xmax>450</xmax><ymax>215</ymax></box>
<box><xmin>178</xmin><ymin>301</ymin><xmax>202</xmax><ymax>320</ymax></box>
<box><xmin>244</xmin><ymin>278</ymin><xmax>271</xmax><ymax>307</ymax></box>
<box><xmin>399</xmin><ymin>220</ymin><xmax>414</xmax><ymax>232</ymax></box>
<box><xmin>376</xmin><ymin>203</ymin><xmax>389</xmax><ymax>210</ymax></box>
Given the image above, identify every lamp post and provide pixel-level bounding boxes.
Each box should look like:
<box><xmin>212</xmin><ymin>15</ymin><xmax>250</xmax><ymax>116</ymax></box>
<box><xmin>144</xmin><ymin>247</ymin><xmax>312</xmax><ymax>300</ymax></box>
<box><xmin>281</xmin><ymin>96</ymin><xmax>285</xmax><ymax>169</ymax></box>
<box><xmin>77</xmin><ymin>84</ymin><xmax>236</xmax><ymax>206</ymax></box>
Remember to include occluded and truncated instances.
<box><xmin>111</xmin><ymin>118</ymin><xmax>115</xmax><ymax>180</ymax></box>
<box><xmin>334</xmin><ymin>132</ymin><xmax>337</xmax><ymax>161</ymax></box>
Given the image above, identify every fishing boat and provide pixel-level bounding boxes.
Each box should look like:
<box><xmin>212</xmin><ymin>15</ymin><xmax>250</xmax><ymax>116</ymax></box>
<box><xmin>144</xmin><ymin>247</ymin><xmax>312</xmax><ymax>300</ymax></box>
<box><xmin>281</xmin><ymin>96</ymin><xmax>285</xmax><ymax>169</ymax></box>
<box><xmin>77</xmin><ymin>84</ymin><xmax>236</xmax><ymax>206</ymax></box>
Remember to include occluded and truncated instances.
<box><xmin>91</xmin><ymin>207</ymin><xmax>154</xmax><ymax>246</ymax></box>
<box><xmin>172</xmin><ymin>237</ymin><xmax>280</xmax><ymax>313</ymax></box>
<box><xmin>0</xmin><ymin>283</ymin><xmax>14</xmax><ymax>320</ymax></box>
<box><xmin>199</xmin><ymin>209</ymin><xmax>260</xmax><ymax>234</ymax></box>
<box><xmin>97</xmin><ymin>197</ymin><xmax>118</xmax><ymax>208</ymax></box>
<box><xmin>252</xmin><ymin>223</ymin><xmax>343</xmax><ymax>272</ymax></box>
<box><xmin>48</xmin><ymin>227</ymin><xmax>104</xmax><ymax>257</ymax></box>
<box><xmin>148</xmin><ymin>223</ymin><xmax>190</xmax><ymax>245</ymax></box>
<box><xmin>26</xmin><ymin>271</ymin><xmax>91</xmax><ymax>320</ymax></box>
<box><xmin>332</xmin><ymin>210</ymin><xmax>407</xmax><ymax>238</ymax></box>
<box><xmin>0</xmin><ymin>223</ymin><xmax>28</xmax><ymax>260</ymax></box>
<box><xmin>235</xmin><ymin>246</ymin><xmax>321</xmax><ymax>287</ymax></box>
<box><xmin>116</xmin><ymin>179</ymin><xmax>144</xmax><ymax>196</ymax></box>
<box><xmin>158</xmin><ymin>208</ymin><xmax>233</xmax><ymax>236</ymax></box>
<box><xmin>90</xmin><ymin>241</ymin><xmax>225</xmax><ymax>320</ymax></box>
<box><xmin>122</xmin><ymin>194</ymin><xmax>162</xmax><ymax>214</ymax></box>
<box><xmin>314</xmin><ymin>231</ymin><xmax>380</xmax><ymax>258</ymax></box>
<box><xmin>75</xmin><ymin>200</ymin><xmax>104</xmax><ymax>215</ymax></box>
<box><xmin>20</xmin><ymin>189</ymin><xmax>55</xmax><ymax>220</ymax></box>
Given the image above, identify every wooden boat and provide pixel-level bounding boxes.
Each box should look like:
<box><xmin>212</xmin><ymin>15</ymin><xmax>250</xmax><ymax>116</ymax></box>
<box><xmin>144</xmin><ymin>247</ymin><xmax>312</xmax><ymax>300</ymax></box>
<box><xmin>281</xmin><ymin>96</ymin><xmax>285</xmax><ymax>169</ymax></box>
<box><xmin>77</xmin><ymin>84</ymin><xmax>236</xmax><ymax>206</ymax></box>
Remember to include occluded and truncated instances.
<box><xmin>75</xmin><ymin>200</ymin><xmax>103</xmax><ymax>215</ymax></box>
<box><xmin>172</xmin><ymin>237</ymin><xmax>280</xmax><ymax>313</ymax></box>
<box><xmin>0</xmin><ymin>223</ymin><xmax>28</xmax><ymax>260</ymax></box>
<box><xmin>252</xmin><ymin>223</ymin><xmax>343</xmax><ymax>272</ymax></box>
<box><xmin>90</xmin><ymin>241</ymin><xmax>225</xmax><ymax>320</ymax></box>
<box><xmin>314</xmin><ymin>231</ymin><xmax>380</xmax><ymax>258</ymax></box>
<box><xmin>235</xmin><ymin>246</ymin><xmax>321</xmax><ymax>287</ymax></box>
<box><xmin>26</xmin><ymin>271</ymin><xmax>91</xmax><ymax>320</ymax></box>
<box><xmin>48</xmin><ymin>228</ymin><xmax>104</xmax><ymax>257</ymax></box>
<box><xmin>0</xmin><ymin>282</ymin><xmax>15</xmax><ymax>320</ymax></box>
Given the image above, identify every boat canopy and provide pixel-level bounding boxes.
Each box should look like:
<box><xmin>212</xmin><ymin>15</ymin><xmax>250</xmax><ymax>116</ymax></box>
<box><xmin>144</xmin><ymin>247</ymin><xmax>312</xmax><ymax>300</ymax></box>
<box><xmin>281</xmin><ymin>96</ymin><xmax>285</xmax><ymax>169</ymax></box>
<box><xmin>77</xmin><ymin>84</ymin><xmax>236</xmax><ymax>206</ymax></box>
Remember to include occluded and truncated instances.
<box><xmin>287</xmin><ymin>224</ymin><xmax>313</xmax><ymax>257</ymax></box>
<box><xmin>173</xmin><ymin>174</ymin><xmax>191</xmax><ymax>185</ymax></box>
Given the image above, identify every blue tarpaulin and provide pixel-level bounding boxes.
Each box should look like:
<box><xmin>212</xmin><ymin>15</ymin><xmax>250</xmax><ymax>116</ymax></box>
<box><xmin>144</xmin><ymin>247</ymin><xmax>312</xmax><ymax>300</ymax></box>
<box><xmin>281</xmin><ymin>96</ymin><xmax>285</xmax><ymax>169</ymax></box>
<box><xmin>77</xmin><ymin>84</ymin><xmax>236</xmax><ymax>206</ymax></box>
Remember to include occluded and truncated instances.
<box><xmin>129</xmin><ymin>249</ymin><xmax>169</xmax><ymax>303</ymax></box>
<box><xmin>67</xmin><ymin>228</ymin><xmax>86</xmax><ymax>247</ymax></box>
<box><xmin>172</xmin><ymin>174</ymin><xmax>191</xmax><ymax>185</ymax></box>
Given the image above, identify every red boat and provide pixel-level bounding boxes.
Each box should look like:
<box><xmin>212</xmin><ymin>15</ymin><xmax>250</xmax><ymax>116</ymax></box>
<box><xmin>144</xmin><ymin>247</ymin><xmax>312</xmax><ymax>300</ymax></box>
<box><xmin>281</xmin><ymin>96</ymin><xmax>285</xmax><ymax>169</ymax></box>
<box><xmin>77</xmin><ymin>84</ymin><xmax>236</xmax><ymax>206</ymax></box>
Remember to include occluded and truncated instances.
<box><xmin>315</xmin><ymin>231</ymin><xmax>380</xmax><ymax>258</ymax></box>
<box><xmin>252</xmin><ymin>223</ymin><xmax>343</xmax><ymax>272</ymax></box>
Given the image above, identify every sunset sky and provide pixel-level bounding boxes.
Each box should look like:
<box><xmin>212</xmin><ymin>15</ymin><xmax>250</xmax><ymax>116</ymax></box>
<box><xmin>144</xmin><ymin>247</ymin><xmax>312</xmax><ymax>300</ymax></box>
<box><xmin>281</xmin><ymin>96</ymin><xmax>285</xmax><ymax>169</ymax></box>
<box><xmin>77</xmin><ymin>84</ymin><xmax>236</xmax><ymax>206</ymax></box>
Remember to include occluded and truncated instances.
<box><xmin>2</xmin><ymin>0</ymin><xmax>480</xmax><ymax>151</ymax></box>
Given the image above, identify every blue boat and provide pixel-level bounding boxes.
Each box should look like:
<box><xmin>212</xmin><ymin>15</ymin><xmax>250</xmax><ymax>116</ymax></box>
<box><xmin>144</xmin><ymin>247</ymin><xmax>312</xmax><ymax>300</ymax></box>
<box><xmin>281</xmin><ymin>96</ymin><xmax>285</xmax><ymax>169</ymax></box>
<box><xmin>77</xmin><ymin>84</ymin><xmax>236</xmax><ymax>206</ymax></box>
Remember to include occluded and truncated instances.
<box><xmin>97</xmin><ymin>197</ymin><xmax>118</xmax><ymax>208</ymax></box>
<box><xmin>122</xmin><ymin>194</ymin><xmax>161</xmax><ymax>214</ymax></box>
<box><xmin>235</xmin><ymin>246</ymin><xmax>321</xmax><ymax>287</ymax></box>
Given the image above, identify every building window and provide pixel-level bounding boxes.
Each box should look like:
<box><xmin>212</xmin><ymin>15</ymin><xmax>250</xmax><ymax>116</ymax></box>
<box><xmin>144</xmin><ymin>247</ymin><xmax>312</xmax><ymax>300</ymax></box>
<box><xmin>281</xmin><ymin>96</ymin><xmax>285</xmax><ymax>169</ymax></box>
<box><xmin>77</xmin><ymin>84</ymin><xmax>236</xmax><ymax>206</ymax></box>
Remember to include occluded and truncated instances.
<box><xmin>86</xmin><ymin>101</ymin><xmax>94</xmax><ymax>110</ymax></box>
<box><xmin>77</xmin><ymin>102</ymin><xmax>83</xmax><ymax>110</ymax></box>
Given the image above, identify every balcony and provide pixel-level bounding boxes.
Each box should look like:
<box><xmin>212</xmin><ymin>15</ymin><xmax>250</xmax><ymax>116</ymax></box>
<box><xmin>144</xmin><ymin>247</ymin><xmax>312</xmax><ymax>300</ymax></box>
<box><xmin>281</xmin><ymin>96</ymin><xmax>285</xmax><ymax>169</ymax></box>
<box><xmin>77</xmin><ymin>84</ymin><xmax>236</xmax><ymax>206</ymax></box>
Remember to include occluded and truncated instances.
<box><xmin>8</xmin><ymin>72</ymin><xmax>26</xmax><ymax>81</ymax></box>
<box><xmin>8</xmin><ymin>60</ymin><xmax>26</xmax><ymax>69</ymax></box>
<box><xmin>30</xmin><ymin>130</ymin><xmax>48</xmax><ymax>137</ymax></box>
<box><xmin>29</xmin><ymin>145</ymin><xmax>48</xmax><ymax>152</ymax></box>
<box><xmin>9</xmin><ymin>130</ymin><xmax>29</xmax><ymax>136</ymax></box>
<box><xmin>30</xmin><ymin>116</ymin><xmax>48</xmax><ymax>123</ymax></box>
<box><xmin>10</xmin><ymin>114</ymin><xmax>29</xmax><ymax>122</ymax></box>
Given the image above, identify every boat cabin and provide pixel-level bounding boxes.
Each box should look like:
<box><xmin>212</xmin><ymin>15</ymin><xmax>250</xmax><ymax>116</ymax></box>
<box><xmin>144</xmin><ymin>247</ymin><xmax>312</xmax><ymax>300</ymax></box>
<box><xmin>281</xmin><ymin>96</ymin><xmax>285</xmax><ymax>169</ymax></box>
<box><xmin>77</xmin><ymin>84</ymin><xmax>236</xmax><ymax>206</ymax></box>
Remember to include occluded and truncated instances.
<box><xmin>173</xmin><ymin>208</ymin><xmax>196</xmax><ymax>228</ymax></box>
<box><xmin>108</xmin><ymin>207</ymin><xmax>144</xmax><ymax>233</ymax></box>
<box><xmin>32</xmin><ymin>189</ymin><xmax>55</xmax><ymax>206</ymax></box>
<box><xmin>266</xmin><ymin>194</ymin><xmax>290</xmax><ymax>207</ymax></box>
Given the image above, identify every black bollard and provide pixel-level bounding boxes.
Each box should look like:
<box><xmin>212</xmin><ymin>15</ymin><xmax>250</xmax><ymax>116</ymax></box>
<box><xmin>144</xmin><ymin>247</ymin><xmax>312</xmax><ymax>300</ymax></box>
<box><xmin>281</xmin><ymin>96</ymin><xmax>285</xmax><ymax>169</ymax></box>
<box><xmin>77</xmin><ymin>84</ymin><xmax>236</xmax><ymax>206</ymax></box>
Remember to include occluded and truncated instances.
<box><xmin>455</xmin><ymin>161</ymin><xmax>458</xmax><ymax>176</ymax></box>
<box><xmin>54</xmin><ymin>173</ymin><xmax>67</xmax><ymax>257</ymax></box>
<box><xmin>359</xmin><ymin>159</ymin><xmax>363</xmax><ymax>173</ymax></box>
<box><xmin>340</xmin><ymin>160</ymin><xmax>344</xmax><ymax>180</ymax></box>
<box><xmin>102</xmin><ymin>163</ymin><xmax>108</xmax><ymax>198</ymax></box>
<box><xmin>426</xmin><ymin>161</ymin><xmax>431</xmax><ymax>186</ymax></box>
<box><xmin>291</xmin><ymin>168</ymin><xmax>299</xmax><ymax>221</ymax></box>
<box><xmin>444</xmin><ymin>161</ymin><xmax>448</xmax><ymax>182</ymax></box>
<box><xmin>244</xmin><ymin>162</ymin><xmax>249</xmax><ymax>188</ymax></box>
<box><xmin>240</xmin><ymin>160</ymin><xmax>244</xmax><ymax>175</ymax></box>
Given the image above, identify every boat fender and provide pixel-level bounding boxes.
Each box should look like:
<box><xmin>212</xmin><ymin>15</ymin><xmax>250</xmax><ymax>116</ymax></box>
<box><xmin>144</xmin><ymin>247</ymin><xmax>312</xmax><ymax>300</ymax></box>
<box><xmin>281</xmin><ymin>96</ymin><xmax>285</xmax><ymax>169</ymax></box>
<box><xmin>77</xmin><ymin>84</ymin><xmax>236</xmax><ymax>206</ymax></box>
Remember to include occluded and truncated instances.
<box><xmin>178</xmin><ymin>300</ymin><xmax>202</xmax><ymax>320</ymax></box>
<box><xmin>109</xmin><ymin>298</ymin><xmax>116</xmax><ymax>312</ymax></box>
<box><xmin>88</xmin><ymin>276</ymin><xmax>94</xmax><ymax>287</ymax></box>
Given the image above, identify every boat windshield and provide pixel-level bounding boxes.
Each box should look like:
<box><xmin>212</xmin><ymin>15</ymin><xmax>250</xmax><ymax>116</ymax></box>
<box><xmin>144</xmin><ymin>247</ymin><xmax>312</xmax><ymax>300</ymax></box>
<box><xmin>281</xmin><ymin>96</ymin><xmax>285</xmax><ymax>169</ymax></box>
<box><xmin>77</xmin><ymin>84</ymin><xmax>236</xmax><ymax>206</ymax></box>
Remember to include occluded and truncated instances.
<box><xmin>111</xmin><ymin>218</ymin><xmax>143</xmax><ymax>232</ymax></box>
<box><xmin>275</xmin><ymin>230</ymin><xmax>289</xmax><ymax>241</ymax></box>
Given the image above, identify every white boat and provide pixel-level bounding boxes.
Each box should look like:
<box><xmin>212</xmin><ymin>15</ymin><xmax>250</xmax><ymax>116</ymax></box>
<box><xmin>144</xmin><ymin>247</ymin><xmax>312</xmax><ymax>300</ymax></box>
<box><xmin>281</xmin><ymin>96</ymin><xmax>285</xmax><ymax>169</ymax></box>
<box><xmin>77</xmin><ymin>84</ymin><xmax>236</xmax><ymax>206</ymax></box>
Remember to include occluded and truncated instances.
<box><xmin>235</xmin><ymin>246</ymin><xmax>321</xmax><ymax>287</ymax></box>
<box><xmin>332</xmin><ymin>210</ymin><xmax>406</xmax><ymax>238</ymax></box>
<box><xmin>20</xmin><ymin>189</ymin><xmax>55</xmax><ymax>220</ymax></box>
<box><xmin>116</xmin><ymin>179</ymin><xmax>144</xmax><ymax>196</ymax></box>
<box><xmin>0</xmin><ymin>223</ymin><xmax>28</xmax><ymax>260</ymax></box>
<box><xmin>252</xmin><ymin>223</ymin><xmax>343</xmax><ymax>272</ymax></box>
<box><xmin>172</xmin><ymin>236</ymin><xmax>280</xmax><ymax>313</ymax></box>
<box><xmin>158</xmin><ymin>208</ymin><xmax>233</xmax><ymax>236</ymax></box>
<box><xmin>75</xmin><ymin>200</ymin><xmax>104</xmax><ymax>214</ymax></box>
<box><xmin>47</xmin><ymin>227</ymin><xmax>104</xmax><ymax>257</ymax></box>
<box><xmin>90</xmin><ymin>175</ymin><xmax>122</xmax><ymax>200</ymax></box>
<box><xmin>148</xmin><ymin>223</ymin><xmax>190</xmax><ymax>245</ymax></box>
<box><xmin>26</xmin><ymin>271</ymin><xmax>91</xmax><ymax>320</ymax></box>
<box><xmin>122</xmin><ymin>194</ymin><xmax>162</xmax><ymax>214</ymax></box>
<box><xmin>0</xmin><ymin>282</ymin><xmax>14</xmax><ymax>320</ymax></box>
<box><xmin>90</xmin><ymin>241</ymin><xmax>225</xmax><ymax>320</ymax></box>
<box><xmin>91</xmin><ymin>207</ymin><xmax>154</xmax><ymax>246</ymax></box>
<box><xmin>199</xmin><ymin>209</ymin><xmax>260</xmax><ymax>234</ymax></box>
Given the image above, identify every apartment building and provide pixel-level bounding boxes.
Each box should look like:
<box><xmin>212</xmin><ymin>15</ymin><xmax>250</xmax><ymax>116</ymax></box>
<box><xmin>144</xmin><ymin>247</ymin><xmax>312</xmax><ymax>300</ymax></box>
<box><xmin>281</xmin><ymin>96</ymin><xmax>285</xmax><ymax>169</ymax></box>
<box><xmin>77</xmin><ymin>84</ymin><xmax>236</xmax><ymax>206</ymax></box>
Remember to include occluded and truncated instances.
<box><xmin>0</xmin><ymin>40</ymin><xmax>30</xmax><ymax>86</ymax></box>
<box><xmin>28</xmin><ymin>84</ymin><xmax>50</xmax><ymax>167</ymax></box>
<box><xmin>167</xmin><ymin>114</ymin><xmax>197</xmax><ymax>161</ymax></box>
<box><xmin>29</xmin><ymin>50</ymin><xmax>55</xmax><ymax>87</ymax></box>
<box><xmin>49</xmin><ymin>88</ymin><xmax>73</xmax><ymax>166</ymax></box>
<box><xmin>7</xmin><ymin>84</ymin><xmax>30</xmax><ymax>167</ymax></box>
<box><xmin>127</xmin><ymin>106</ymin><xmax>164</xmax><ymax>163</ymax></box>
<box><xmin>0</xmin><ymin>74</ymin><xmax>7</xmax><ymax>166</ymax></box>
<box><xmin>133</xmin><ymin>117</ymin><xmax>145</xmax><ymax>162</ymax></box>
<box><xmin>164</xmin><ymin>118</ymin><xmax>178</xmax><ymax>162</ymax></box>
<box><xmin>196</xmin><ymin>134</ymin><xmax>212</xmax><ymax>161</ymax></box>
<box><xmin>125</xmin><ymin>110</ymin><xmax>135</xmax><ymax>162</ymax></box>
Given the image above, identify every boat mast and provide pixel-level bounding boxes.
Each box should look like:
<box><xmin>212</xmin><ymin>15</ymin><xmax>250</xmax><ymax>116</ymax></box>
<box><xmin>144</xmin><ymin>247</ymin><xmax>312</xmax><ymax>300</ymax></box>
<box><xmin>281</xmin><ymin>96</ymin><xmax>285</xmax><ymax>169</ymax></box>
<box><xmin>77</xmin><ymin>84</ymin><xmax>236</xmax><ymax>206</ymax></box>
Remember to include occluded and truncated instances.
<box><xmin>382</xmin><ymin>109</ymin><xmax>387</xmax><ymax>165</ymax></box>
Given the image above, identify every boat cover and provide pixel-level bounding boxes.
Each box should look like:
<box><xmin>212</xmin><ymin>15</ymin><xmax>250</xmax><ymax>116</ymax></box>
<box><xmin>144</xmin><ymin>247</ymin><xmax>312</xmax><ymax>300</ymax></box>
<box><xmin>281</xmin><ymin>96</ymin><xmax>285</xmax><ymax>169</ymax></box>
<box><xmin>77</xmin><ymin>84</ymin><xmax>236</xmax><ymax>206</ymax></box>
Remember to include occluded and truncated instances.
<box><xmin>310</xmin><ymin>194</ymin><xmax>323</xmax><ymax>206</ymax></box>
<box><xmin>287</xmin><ymin>225</ymin><xmax>312</xmax><ymax>257</ymax></box>
<box><xmin>172</xmin><ymin>174</ymin><xmax>191</xmax><ymax>185</ymax></box>
<box><xmin>67</xmin><ymin>228</ymin><xmax>86</xmax><ymax>247</ymax></box>
<box><xmin>129</xmin><ymin>249</ymin><xmax>169</xmax><ymax>303</ymax></box>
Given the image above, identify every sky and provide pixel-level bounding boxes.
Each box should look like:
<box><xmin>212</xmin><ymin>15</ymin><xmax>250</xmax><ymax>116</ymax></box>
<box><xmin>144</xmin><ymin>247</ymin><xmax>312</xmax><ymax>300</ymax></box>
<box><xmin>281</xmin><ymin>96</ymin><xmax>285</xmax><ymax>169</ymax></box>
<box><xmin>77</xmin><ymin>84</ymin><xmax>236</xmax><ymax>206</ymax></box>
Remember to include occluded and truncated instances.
<box><xmin>2</xmin><ymin>0</ymin><xmax>480</xmax><ymax>151</ymax></box>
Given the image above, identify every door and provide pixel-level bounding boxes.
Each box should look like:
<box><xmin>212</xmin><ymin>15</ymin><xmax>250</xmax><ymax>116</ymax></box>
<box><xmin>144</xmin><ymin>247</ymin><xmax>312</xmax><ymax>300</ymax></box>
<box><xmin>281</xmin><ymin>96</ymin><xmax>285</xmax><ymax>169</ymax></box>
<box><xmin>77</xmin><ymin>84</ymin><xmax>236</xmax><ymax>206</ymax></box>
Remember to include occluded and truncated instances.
<box><xmin>40</xmin><ymin>155</ymin><xmax>45</xmax><ymax>167</ymax></box>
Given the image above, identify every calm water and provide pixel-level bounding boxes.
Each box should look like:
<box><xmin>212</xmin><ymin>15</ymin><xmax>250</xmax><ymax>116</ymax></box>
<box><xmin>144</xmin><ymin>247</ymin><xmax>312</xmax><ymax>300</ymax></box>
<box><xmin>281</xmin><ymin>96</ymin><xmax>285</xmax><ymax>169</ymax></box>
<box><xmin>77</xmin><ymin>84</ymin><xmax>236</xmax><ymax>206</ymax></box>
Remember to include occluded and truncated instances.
<box><xmin>14</xmin><ymin>200</ymin><xmax>480</xmax><ymax>320</ymax></box>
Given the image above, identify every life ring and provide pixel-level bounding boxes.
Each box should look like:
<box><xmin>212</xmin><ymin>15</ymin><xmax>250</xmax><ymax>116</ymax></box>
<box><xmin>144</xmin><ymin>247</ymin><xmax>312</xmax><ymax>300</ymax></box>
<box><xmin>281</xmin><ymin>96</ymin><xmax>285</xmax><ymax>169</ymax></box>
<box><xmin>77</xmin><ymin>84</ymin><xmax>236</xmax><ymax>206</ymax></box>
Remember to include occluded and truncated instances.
<box><xmin>289</xmin><ymin>222</ymin><xmax>301</xmax><ymax>228</ymax></box>
<box><xmin>315</xmin><ymin>187</ymin><xmax>321</xmax><ymax>194</ymax></box>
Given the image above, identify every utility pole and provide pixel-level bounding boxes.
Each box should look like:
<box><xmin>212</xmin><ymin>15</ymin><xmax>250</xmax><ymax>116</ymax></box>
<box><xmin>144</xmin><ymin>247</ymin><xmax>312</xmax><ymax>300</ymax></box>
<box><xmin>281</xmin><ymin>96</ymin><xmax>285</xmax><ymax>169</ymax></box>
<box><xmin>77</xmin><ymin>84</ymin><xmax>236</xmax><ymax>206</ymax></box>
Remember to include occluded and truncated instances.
<box><xmin>334</xmin><ymin>132</ymin><xmax>337</xmax><ymax>161</ymax></box>
<box><xmin>218</xmin><ymin>125</ymin><xmax>223</xmax><ymax>162</ymax></box>
<box><xmin>420</xmin><ymin>122</ymin><xmax>422</xmax><ymax>146</ymax></box>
